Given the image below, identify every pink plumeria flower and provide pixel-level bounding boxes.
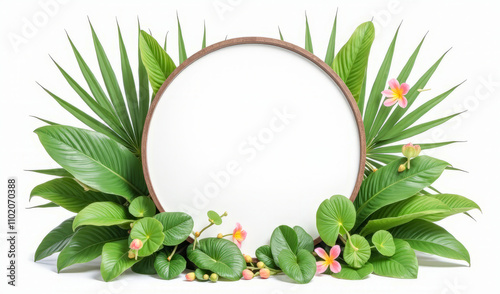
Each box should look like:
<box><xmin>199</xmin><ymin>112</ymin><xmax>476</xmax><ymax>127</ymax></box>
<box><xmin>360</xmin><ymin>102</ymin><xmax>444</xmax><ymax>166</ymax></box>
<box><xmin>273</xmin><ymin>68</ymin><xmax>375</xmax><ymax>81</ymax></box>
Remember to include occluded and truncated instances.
<box><xmin>232</xmin><ymin>222</ymin><xmax>247</xmax><ymax>248</ymax></box>
<box><xmin>315</xmin><ymin>245</ymin><xmax>341</xmax><ymax>274</ymax></box>
<box><xmin>382</xmin><ymin>78</ymin><xmax>410</xmax><ymax>108</ymax></box>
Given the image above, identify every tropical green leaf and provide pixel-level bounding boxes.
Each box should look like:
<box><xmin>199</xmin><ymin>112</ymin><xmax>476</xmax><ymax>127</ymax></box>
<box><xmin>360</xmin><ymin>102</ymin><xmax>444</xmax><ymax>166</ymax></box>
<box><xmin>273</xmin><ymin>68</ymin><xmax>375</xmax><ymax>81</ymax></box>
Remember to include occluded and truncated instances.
<box><xmin>270</xmin><ymin>225</ymin><xmax>298</xmax><ymax>267</ymax></box>
<box><xmin>101</xmin><ymin>240</ymin><xmax>142</xmax><ymax>282</ymax></box>
<box><xmin>278</xmin><ymin>26</ymin><xmax>284</xmax><ymax>41</ymax></box>
<box><xmin>195</xmin><ymin>268</ymin><xmax>211</xmax><ymax>281</ymax></box>
<box><xmin>154</xmin><ymin>212</ymin><xmax>194</xmax><ymax>246</ymax></box>
<box><xmin>28</xmin><ymin>168</ymin><xmax>72</xmax><ymax>177</ymax></box>
<box><xmin>332</xmin><ymin>21</ymin><xmax>375</xmax><ymax>102</ymax></box>
<box><xmin>202</xmin><ymin>22</ymin><xmax>207</xmax><ymax>49</ymax></box>
<box><xmin>177</xmin><ymin>14</ymin><xmax>187</xmax><ymax>64</ymax></box>
<box><xmin>34</xmin><ymin>125</ymin><xmax>147</xmax><ymax>201</ymax></box>
<box><xmin>131</xmin><ymin>253</ymin><xmax>157</xmax><ymax>275</ymax></box>
<box><xmin>57</xmin><ymin>225</ymin><xmax>128</xmax><ymax>272</ymax></box>
<box><xmin>370</xmin><ymin>141</ymin><xmax>462</xmax><ymax>154</ymax></box>
<box><xmin>316</xmin><ymin>195</ymin><xmax>356</xmax><ymax>246</ymax></box>
<box><xmin>278</xmin><ymin>249</ymin><xmax>316</xmax><ymax>284</ymax></box>
<box><xmin>187</xmin><ymin>238</ymin><xmax>246</xmax><ymax>281</ymax></box>
<box><xmin>139</xmin><ymin>30</ymin><xmax>177</xmax><ymax>94</ymax></box>
<box><xmin>390</xmin><ymin>220</ymin><xmax>470</xmax><ymax>264</ymax></box>
<box><xmin>372</xmin><ymin>230</ymin><xmax>395</xmax><ymax>256</ymax></box>
<box><xmin>359</xmin><ymin>195</ymin><xmax>451</xmax><ymax>236</ymax></box>
<box><xmin>343</xmin><ymin>235</ymin><xmax>371</xmax><ymax>268</ymax></box>
<box><xmin>129</xmin><ymin>217</ymin><xmax>165</xmax><ymax>257</ymax></box>
<box><xmin>358</xmin><ymin>68</ymin><xmax>367</xmax><ymax>116</ymax></box>
<box><xmin>35</xmin><ymin>217</ymin><xmax>75</xmax><ymax>261</ymax></box>
<box><xmin>137</xmin><ymin>21</ymin><xmax>150</xmax><ymax>137</ymax></box>
<box><xmin>331</xmin><ymin>263</ymin><xmax>373</xmax><ymax>280</ymax></box>
<box><xmin>420</xmin><ymin>194</ymin><xmax>481</xmax><ymax>222</ymax></box>
<box><xmin>371</xmin><ymin>238</ymin><xmax>418</xmax><ymax>279</ymax></box>
<box><xmin>324</xmin><ymin>9</ymin><xmax>337</xmax><ymax>66</ymax></box>
<box><xmin>154</xmin><ymin>252</ymin><xmax>186</xmax><ymax>280</ymax></box>
<box><xmin>27</xmin><ymin>202</ymin><xmax>60</xmax><ymax>209</ymax></box>
<box><xmin>73</xmin><ymin>202</ymin><xmax>132</xmax><ymax>230</ymax></box>
<box><xmin>30</xmin><ymin>178</ymin><xmax>119</xmax><ymax>213</ymax></box>
<box><xmin>304</xmin><ymin>14</ymin><xmax>313</xmax><ymax>53</ymax></box>
<box><xmin>129</xmin><ymin>196</ymin><xmax>156</xmax><ymax>218</ymax></box>
<box><xmin>294</xmin><ymin>226</ymin><xmax>314</xmax><ymax>252</ymax></box>
<box><xmin>353</xmin><ymin>156</ymin><xmax>449</xmax><ymax>229</ymax></box>
<box><xmin>255</xmin><ymin>245</ymin><xmax>278</xmax><ymax>269</ymax></box>
<box><xmin>207</xmin><ymin>210</ymin><xmax>222</xmax><ymax>225</ymax></box>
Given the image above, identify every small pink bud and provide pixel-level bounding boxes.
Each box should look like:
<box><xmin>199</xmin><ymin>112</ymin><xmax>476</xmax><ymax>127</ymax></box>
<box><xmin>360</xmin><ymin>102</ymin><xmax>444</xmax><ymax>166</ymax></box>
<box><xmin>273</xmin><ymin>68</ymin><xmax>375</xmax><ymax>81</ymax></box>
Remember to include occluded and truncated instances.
<box><xmin>243</xmin><ymin>254</ymin><xmax>253</xmax><ymax>263</ymax></box>
<box><xmin>242</xmin><ymin>269</ymin><xmax>254</xmax><ymax>280</ymax></box>
<box><xmin>259</xmin><ymin>268</ymin><xmax>271</xmax><ymax>279</ymax></box>
<box><xmin>185</xmin><ymin>272</ymin><xmax>195</xmax><ymax>281</ymax></box>
<box><xmin>129</xmin><ymin>239</ymin><xmax>143</xmax><ymax>250</ymax></box>
<box><xmin>402</xmin><ymin>143</ymin><xmax>421</xmax><ymax>159</ymax></box>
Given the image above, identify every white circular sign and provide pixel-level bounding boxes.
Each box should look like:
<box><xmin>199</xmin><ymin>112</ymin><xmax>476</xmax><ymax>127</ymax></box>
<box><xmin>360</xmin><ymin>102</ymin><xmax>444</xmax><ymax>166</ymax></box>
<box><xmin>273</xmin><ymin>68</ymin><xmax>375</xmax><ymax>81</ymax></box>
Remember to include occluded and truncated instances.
<box><xmin>143</xmin><ymin>38</ymin><xmax>365</xmax><ymax>255</ymax></box>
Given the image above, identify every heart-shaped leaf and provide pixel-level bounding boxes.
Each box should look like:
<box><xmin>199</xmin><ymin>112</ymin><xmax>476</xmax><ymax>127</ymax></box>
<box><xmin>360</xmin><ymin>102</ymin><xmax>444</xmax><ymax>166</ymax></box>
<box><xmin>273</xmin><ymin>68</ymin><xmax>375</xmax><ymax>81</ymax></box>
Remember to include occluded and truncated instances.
<box><xmin>131</xmin><ymin>253</ymin><xmax>157</xmax><ymax>275</ymax></box>
<box><xmin>207</xmin><ymin>210</ymin><xmax>222</xmax><ymax>225</ymax></box>
<box><xmin>101</xmin><ymin>240</ymin><xmax>142</xmax><ymax>282</ymax></box>
<box><xmin>129</xmin><ymin>196</ymin><xmax>156</xmax><ymax>218</ymax></box>
<box><xmin>371</xmin><ymin>238</ymin><xmax>418</xmax><ymax>279</ymax></box>
<box><xmin>331</xmin><ymin>262</ymin><xmax>373</xmax><ymax>280</ymax></box>
<box><xmin>294</xmin><ymin>226</ymin><xmax>314</xmax><ymax>252</ymax></box>
<box><xmin>129</xmin><ymin>217</ymin><xmax>165</xmax><ymax>257</ymax></box>
<box><xmin>255</xmin><ymin>245</ymin><xmax>278</xmax><ymax>270</ymax></box>
<box><xmin>154</xmin><ymin>212</ymin><xmax>194</xmax><ymax>246</ymax></box>
<box><xmin>343</xmin><ymin>234</ymin><xmax>371</xmax><ymax>268</ymax></box>
<box><xmin>73</xmin><ymin>202</ymin><xmax>133</xmax><ymax>230</ymax></box>
<box><xmin>270</xmin><ymin>225</ymin><xmax>298</xmax><ymax>267</ymax></box>
<box><xmin>278</xmin><ymin>249</ymin><xmax>316</xmax><ymax>284</ymax></box>
<box><xmin>316</xmin><ymin>195</ymin><xmax>356</xmax><ymax>246</ymax></box>
<box><xmin>35</xmin><ymin>217</ymin><xmax>76</xmax><ymax>261</ymax></box>
<box><xmin>372</xmin><ymin>230</ymin><xmax>395</xmax><ymax>256</ymax></box>
<box><xmin>187</xmin><ymin>238</ymin><xmax>246</xmax><ymax>281</ymax></box>
<box><xmin>57</xmin><ymin>226</ymin><xmax>128</xmax><ymax>272</ymax></box>
<box><xmin>154</xmin><ymin>252</ymin><xmax>186</xmax><ymax>280</ymax></box>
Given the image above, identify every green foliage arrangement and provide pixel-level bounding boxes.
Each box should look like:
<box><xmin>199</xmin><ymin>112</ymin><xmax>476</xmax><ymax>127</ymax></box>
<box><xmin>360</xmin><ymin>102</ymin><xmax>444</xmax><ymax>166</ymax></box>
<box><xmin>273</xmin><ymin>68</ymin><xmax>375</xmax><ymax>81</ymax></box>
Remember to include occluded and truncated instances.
<box><xmin>30</xmin><ymin>14</ymin><xmax>479</xmax><ymax>283</ymax></box>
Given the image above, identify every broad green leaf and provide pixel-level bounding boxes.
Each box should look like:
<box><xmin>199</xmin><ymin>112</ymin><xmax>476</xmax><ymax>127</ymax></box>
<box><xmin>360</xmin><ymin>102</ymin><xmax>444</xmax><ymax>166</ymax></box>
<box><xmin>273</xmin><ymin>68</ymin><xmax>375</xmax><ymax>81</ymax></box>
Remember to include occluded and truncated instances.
<box><xmin>304</xmin><ymin>14</ymin><xmax>313</xmax><ymax>53</ymax></box>
<box><xmin>372</xmin><ymin>230</ymin><xmax>395</xmax><ymax>256</ymax></box>
<box><xmin>187</xmin><ymin>238</ymin><xmax>246</xmax><ymax>281</ymax></box>
<box><xmin>139</xmin><ymin>30</ymin><xmax>177</xmax><ymax>94</ymax></box>
<box><xmin>35</xmin><ymin>217</ymin><xmax>75</xmax><ymax>261</ymax></box>
<box><xmin>34</xmin><ymin>125</ymin><xmax>147</xmax><ymax>201</ymax></box>
<box><xmin>368</xmin><ymin>153</ymin><xmax>400</xmax><ymax>165</ymax></box>
<box><xmin>73</xmin><ymin>202</ymin><xmax>132</xmax><ymax>230</ymax></box>
<box><xmin>354</xmin><ymin>156</ymin><xmax>449</xmax><ymax>229</ymax></box>
<box><xmin>255</xmin><ymin>245</ymin><xmax>278</xmax><ymax>269</ymax></box>
<box><xmin>27</xmin><ymin>202</ymin><xmax>59</xmax><ymax>209</ymax></box>
<box><xmin>371</xmin><ymin>239</ymin><xmax>417</xmax><ymax>279</ymax></box>
<box><xmin>364</xmin><ymin>25</ymin><xmax>400</xmax><ymax>141</ymax></box>
<box><xmin>195</xmin><ymin>268</ymin><xmax>211</xmax><ymax>281</ymax></box>
<box><xmin>343</xmin><ymin>235</ymin><xmax>371</xmax><ymax>268</ymax></box>
<box><xmin>324</xmin><ymin>9</ymin><xmax>337</xmax><ymax>66</ymax></box>
<box><xmin>154</xmin><ymin>212</ymin><xmax>194</xmax><ymax>246</ymax></box>
<box><xmin>28</xmin><ymin>168</ymin><xmax>72</xmax><ymax>177</ymax></box>
<box><xmin>137</xmin><ymin>21</ymin><xmax>150</xmax><ymax>138</ymax></box>
<box><xmin>129</xmin><ymin>196</ymin><xmax>156</xmax><ymax>218</ymax></box>
<box><xmin>359</xmin><ymin>195</ymin><xmax>451</xmax><ymax>235</ymax></box>
<box><xmin>316</xmin><ymin>195</ymin><xmax>356</xmax><ymax>246</ymax></box>
<box><xmin>270</xmin><ymin>225</ymin><xmax>298</xmax><ymax>267</ymax></box>
<box><xmin>31</xmin><ymin>115</ymin><xmax>60</xmax><ymax>125</ymax></box>
<box><xmin>131</xmin><ymin>253</ymin><xmax>157</xmax><ymax>275</ymax></box>
<box><xmin>294</xmin><ymin>226</ymin><xmax>314</xmax><ymax>252</ymax></box>
<box><xmin>390</xmin><ymin>220</ymin><xmax>470</xmax><ymax>264</ymax></box>
<box><xmin>30</xmin><ymin>178</ymin><xmax>119</xmax><ymax>213</ymax></box>
<box><xmin>421</xmin><ymin>194</ymin><xmax>481</xmax><ymax>222</ymax></box>
<box><xmin>177</xmin><ymin>14</ymin><xmax>187</xmax><ymax>64</ymax></box>
<box><xmin>278</xmin><ymin>249</ymin><xmax>316</xmax><ymax>284</ymax></box>
<box><xmin>370</xmin><ymin>141</ymin><xmax>462</xmax><ymax>154</ymax></box>
<box><xmin>57</xmin><ymin>226</ymin><xmax>128</xmax><ymax>272</ymax></box>
<box><xmin>358</xmin><ymin>68</ymin><xmax>367</xmax><ymax>116</ymax></box>
<box><xmin>154</xmin><ymin>252</ymin><xmax>186</xmax><ymax>280</ymax></box>
<box><xmin>101</xmin><ymin>240</ymin><xmax>142</xmax><ymax>282</ymax></box>
<box><xmin>207</xmin><ymin>210</ymin><xmax>222</xmax><ymax>225</ymax></box>
<box><xmin>333</xmin><ymin>21</ymin><xmax>375</xmax><ymax>102</ymax></box>
<box><xmin>129</xmin><ymin>217</ymin><xmax>165</xmax><ymax>257</ymax></box>
<box><xmin>331</xmin><ymin>262</ymin><xmax>373</xmax><ymax>280</ymax></box>
<box><xmin>202</xmin><ymin>22</ymin><xmax>207</xmax><ymax>49</ymax></box>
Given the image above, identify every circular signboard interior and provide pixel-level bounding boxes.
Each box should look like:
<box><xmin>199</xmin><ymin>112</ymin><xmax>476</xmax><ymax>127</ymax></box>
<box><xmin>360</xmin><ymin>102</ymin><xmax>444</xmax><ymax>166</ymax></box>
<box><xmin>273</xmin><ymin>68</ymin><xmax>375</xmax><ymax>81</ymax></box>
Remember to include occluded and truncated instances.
<box><xmin>143</xmin><ymin>37</ymin><xmax>365</xmax><ymax>255</ymax></box>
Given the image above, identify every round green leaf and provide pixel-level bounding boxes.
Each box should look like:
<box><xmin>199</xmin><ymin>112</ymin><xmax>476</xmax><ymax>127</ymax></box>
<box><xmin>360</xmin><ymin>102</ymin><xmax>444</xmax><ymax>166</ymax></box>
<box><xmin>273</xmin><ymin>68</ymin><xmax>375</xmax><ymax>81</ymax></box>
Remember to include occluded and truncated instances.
<box><xmin>343</xmin><ymin>234</ymin><xmax>371</xmax><ymax>268</ymax></box>
<box><xmin>372</xmin><ymin>230</ymin><xmax>395</xmax><ymax>256</ymax></box>
<box><xmin>72</xmin><ymin>201</ymin><xmax>133</xmax><ymax>230</ymax></box>
<box><xmin>154</xmin><ymin>212</ymin><xmax>194</xmax><ymax>246</ymax></box>
<box><xmin>187</xmin><ymin>238</ymin><xmax>246</xmax><ymax>281</ymax></box>
<box><xmin>129</xmin><ymin>217</ymin><xmax>164</xmax><ymax>257</ymax></box>
<box><xmin>270</xmin><ymin>225</ymin><xmax>298</xmax><ymax>267</ymax></box>
<box><xmin>129</xmin><ymin>196</ymin><xmax>156</xmax><ymax>218</ymax></box>
<box><xmin>131</xmin><ymin>253</ymin><xmax>157</xmax><ymax>275</ymax></box>
<box><xmin>278</xmin><ymin>249</ymin><xmax>316</xmax><ymax>284</ymax></box>
<box><xmin>255</xmin><ymin>245</ymin><xmax>278</xmax><ymax>270</ymax></box>
<box><xmin>154</xmin><ymin>252</ymin><xmax>186</xmax><ymax>280</ymax></box>
<box><xmin>207</xmin><ymin>210</ymin><xmax>222</xmax><ymax>225</ymax></box>
<box><xmin>316</xmin><ymin>195</ymin><xmax>356</xmax><ymax>246</ymax></box>
<box><xmin>331</xmin><ymin>263</ymin><xmax>373</xmax><ymax>280</ymax></box>
<box><xmin>294</xmin><ymin>226</ymin><xmax>314</xmax><ymax>252</ymax></box>
<box><xmin>101</xmin><ymin>240</ymin><xmax>142</xmax><ymax>282</ymax></box>
<box><xmin>371</xmin><ymin>239</ymin><xmax>418</xmax><ymax>279</ymax></box>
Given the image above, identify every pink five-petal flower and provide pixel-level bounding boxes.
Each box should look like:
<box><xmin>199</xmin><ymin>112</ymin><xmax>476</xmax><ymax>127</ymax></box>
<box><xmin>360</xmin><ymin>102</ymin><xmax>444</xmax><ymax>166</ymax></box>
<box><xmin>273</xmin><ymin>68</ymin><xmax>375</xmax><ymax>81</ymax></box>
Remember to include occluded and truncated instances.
<box><xmin>382</xmin><ymin>78</ymin><xmax>410</xmax><ymax>108</ymax></box>
<box><xmin>315</xmin><ymin>245</ymin><xmax>341</xmax><ymax>274</ymax></box>
<box><xmin>232</xmin><ymin>222</ymin><xmax>247</xmax><ymax>248</ymax></box>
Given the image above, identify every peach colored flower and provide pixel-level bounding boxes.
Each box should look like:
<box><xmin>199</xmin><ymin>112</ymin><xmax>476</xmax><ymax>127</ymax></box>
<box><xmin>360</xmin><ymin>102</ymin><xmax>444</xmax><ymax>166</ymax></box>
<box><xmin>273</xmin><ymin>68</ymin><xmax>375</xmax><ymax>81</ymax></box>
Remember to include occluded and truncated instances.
<box><xmin>315</xmin><ymin>245</ymin><xmax>341</xmax><ymax>274</ymax></box>
<box><xmin>232</xmin><ymin>223</ymin><xmax>247</xmax><ymax>248</ymax></box>
<box><xmin>382</xmin><ymin>78</ymin><xmax>410</xmax><ymax>108</ymax></box>
<box><xmin>185</xmin><ymin>272</ymin><xmax>195</xmax><ymax>281</ymax></box>
<box><xmin>402</xmin><ymin>143</ymin><xmax>421</xmax><ymax>159</ymax></box>
<box><xmin>242</xmin><ymin>269</ymin><xmax>254</xmax><ymax>280</ymax></box>
<box><xmin>259</xmin><ymin>268</ymin><xmax>271</xmax><ymax>279</ymax></box>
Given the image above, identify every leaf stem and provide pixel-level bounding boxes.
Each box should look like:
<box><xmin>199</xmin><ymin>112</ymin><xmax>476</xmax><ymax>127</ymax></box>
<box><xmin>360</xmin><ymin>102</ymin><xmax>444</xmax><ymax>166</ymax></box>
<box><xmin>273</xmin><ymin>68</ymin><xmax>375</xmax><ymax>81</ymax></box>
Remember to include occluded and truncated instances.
<box><xmin>167</xmin><ymin>244</ymin><xmax>178</xmax><ymax>261</ymax></box>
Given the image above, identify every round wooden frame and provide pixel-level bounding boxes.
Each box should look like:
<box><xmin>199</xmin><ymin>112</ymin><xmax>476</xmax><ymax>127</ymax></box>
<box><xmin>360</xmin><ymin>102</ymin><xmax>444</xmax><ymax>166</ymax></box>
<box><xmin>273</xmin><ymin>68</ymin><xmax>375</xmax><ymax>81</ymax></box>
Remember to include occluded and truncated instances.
<box><xmin>142</xmin><ymin>37</ymin><xmax>366</xmax><ymax>245</ymax></box>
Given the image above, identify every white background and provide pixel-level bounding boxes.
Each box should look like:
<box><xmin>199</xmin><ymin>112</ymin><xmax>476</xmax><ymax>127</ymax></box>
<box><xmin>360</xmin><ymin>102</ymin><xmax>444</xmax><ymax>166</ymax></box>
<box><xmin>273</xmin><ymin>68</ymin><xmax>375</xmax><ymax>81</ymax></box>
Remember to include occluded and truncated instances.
<box><xmin>1</xmin><ymin>0</ymin><xmax>499</xmax><ymax>293</ymax></box>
